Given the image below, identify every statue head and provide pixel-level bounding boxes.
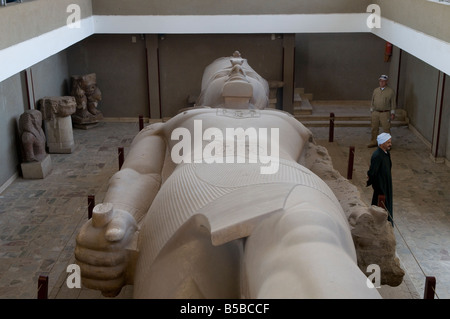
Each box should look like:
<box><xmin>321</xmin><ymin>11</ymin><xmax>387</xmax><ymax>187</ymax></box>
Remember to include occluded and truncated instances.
<box><xmin>196</xmin><ymin>52</ymin><xmax>269</xmax><ymax>110</ymax></box>
<box><xmin>78</xmin><ymin>73</ymin><xmax>97</xmax><ymax>96</ymax></box>
<box><xmin>19</xmin><ymin>109</ymin><xmax>42</xmax><ymax>134</ymax></box>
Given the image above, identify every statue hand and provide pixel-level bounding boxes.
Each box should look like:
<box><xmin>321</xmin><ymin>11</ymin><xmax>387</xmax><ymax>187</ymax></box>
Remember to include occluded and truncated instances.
<box><xmin>75</xmin><ymin>203</ymin><xmax>138</xmax><ymax>297</ymax></box>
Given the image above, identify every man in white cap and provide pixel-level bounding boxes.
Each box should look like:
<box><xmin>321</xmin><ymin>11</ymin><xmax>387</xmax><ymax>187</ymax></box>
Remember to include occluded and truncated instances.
<box><xmin>367</xmin><ymin>132</ymin><xmax>393</xmax><ymax>226</ymax></box>
<box><xmin>367</xmin><ymin>75</ymin><xmax>396</xmax><ymax>148</ymax></box>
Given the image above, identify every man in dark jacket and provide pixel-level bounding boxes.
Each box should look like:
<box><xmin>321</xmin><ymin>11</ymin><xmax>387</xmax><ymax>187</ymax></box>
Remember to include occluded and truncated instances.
<box><xmin>367</xmin><ymin>133</ymin><xmax>393</xmax><ymax>226</ymax></box>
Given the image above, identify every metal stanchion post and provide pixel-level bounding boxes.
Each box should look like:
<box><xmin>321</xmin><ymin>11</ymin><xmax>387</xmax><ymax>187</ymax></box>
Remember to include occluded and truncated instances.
<box><xmin>139</xmin><ymin>115</ymin><xmax>144</xmax><ymax>131</ymax></box>
<box><xmin>329</xmin><ymin>112</ymin><xmax>335</xmax><ymax>142</ymax></box>
<box><xmin>377</xmin><ymin>194</ymin><xmax>386</xmax><ymax>210</ymax></box>
<box><xmin>88</xmin><ymin>195</ymin><xmax>95</xmax><ymax>219</ymax></box>
<box><xmin>347</xmin><ymin>146</ymin><xmax>355</xmax><ymax>180</ymax></box>
<box><xmin>118</xmin><ymin>147</ymin><xmax>124</xmax><ymax>170</ymax></box>
<box><xmin>37</xmin><ymin>275</ymin><xmax>48</xmax><ymax>299</ymax></box>
<box><xmin>424</xmin><ymin>276</ymin><xmax>436</xmax><ymax>299</ymax></box>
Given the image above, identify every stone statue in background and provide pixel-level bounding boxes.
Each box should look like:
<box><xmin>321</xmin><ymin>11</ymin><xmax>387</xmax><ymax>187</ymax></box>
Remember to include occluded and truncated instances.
<box><xmin>75</xmin><ymin>52</ymin><xmax>403</xmax><ymax>299</ymax></box>
<box><xmin>19</xmin><ymin>109</ymin><xmax>47</xmax><ymax>162</ymax></box>
<box><xmin>19</xmin><ymin>109</ymin><xmax>52</xmax><ymax>178</ymax></box>
<box><xmin>39</xmin><ymin>96</ymin><xmax>77</xmax><ymax>153</ymax></box>
<box><xmin>70</xmin><ymin>73</ymin><xmax>103</xmax><ymax>128</ymax></box>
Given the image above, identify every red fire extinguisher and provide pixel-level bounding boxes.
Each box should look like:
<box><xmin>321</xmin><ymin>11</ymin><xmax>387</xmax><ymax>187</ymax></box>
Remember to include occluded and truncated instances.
<box><xmin>384</xmin><ymin>42</ymin><xmax>393</xmax><ymax>62</ymax></box>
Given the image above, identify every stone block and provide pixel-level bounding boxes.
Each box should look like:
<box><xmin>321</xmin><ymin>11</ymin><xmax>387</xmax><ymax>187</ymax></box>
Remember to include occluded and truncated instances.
<box><xmin>39</xmin><ymin>96</ymin><xmax>77</xmax><ymax>154</ymax></box>
<box><xmin>45</xmin><ymin>116</ymin><xmax>76</xmax><ymax>153</ymax></box>
<box><xmin>21</xmin><ymin>154</ymin><xmax>52</xmax><ymax>179</ymax></box>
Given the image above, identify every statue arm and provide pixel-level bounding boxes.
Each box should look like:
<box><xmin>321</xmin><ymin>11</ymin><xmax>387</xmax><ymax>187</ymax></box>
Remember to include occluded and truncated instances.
<box><xmin>75</xmin><ymin>123</ymin><xmax>168</xmax><ymax>297</ymax></box>
<box><xmin>103</xmin><ymin>125</ymin><xmax>167</xmax><ymax>225</ymax></box>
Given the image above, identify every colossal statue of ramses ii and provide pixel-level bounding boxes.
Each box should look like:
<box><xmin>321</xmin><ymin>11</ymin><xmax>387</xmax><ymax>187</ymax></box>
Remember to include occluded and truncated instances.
<box><xmin>75</xmin><ymin>51</ymin><xmax>403</xmax><ymax>298</ymax></box>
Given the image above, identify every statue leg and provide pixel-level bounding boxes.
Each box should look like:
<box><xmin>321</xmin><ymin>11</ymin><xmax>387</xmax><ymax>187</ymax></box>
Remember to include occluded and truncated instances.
<box><xmin>133</xmin><ymin>216</ymin><xmax>243</xmax><ymax>299</ymax></box>
<box><xmin>242</xmin><ymin>186</ymin><xmax>382</xmax><ymax>299</ymax></box>
<box><xmin>87</xmin><ymin>102</ymin><xmax>100</xmax><ymax>115</ymax></box>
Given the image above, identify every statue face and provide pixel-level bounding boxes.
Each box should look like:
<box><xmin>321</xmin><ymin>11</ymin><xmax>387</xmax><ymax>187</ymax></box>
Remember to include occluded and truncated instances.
<box><xmin>84</xmin><ymin>83</ymin><xmax>97</xmax><ymax>95</ymax></box>
<box><xmin>227</xmin><ymin>63</ymin><xmax>248</xmax><ymax>82</ymax></box>
<box><xmin>19</xmin><ymin>110</ymin><xmax>42</xmax><ymax>132</ymax></box>
<box><xmin>30</xmin><ymin>111</ymin><xmax>42</xmax><ymax>124</ymax></box>
<box><xmin>199</xmin><ymin>56</ymin><xmax>269</xmax><ymax>109</ymax></box>
<box><xmin>57</xmin><ymin>97</ymin><xmax>77</xmax><ymax>116</ymax></box>
<box><xmin>61</xmin><ymin>97</ymin><xmax>77</xmax><ymax>107</ymax></box>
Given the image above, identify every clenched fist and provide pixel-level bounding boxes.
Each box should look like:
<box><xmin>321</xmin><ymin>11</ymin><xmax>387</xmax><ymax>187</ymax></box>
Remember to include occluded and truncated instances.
<box><xmin>75</xmin><ymin>203</ymin><xmax>138</xmax><ymax>297</ymax></box>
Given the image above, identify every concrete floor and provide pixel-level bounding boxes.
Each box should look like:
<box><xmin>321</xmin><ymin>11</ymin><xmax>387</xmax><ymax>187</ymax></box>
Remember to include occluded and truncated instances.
<box><xmin>0</xmin><ymin>104</ymin><xmax>449</xmax><ymax>299</ymax></box>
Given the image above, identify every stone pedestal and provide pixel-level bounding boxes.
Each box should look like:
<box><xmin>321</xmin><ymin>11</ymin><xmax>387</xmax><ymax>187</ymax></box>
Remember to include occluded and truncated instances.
<box><xmin>39</xmin><ymin>96</ymin><xmax>77</xmax><ymax>153</ymax></box>
<box><xmin>72</xmin><ymin>121</ymin><xmax>101</xmax><ymax>130</ymax></box>
<box><xmin>21</xmin><ymin>154</ymin><xmax>52</xmax><ymax>179</ymax></box>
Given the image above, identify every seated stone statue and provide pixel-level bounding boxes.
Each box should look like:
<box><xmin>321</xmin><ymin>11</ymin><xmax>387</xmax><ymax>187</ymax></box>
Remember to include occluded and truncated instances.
<box><xmin>75</xmin><ymin>52</ymin><xmax>401</xmax><ymax>299</ymax></box>
<box><xmin>19</xmin><ymin>109</ymin><xmax>47</xmax><ymax>162</ymax></box>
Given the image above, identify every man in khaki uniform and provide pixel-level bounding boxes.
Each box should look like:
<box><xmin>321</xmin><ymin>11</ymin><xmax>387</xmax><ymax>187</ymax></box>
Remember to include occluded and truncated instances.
<box><xmin>368</xmin><ymin>75</ymin><xmax>396</xmax><ymax>148</ymax></box>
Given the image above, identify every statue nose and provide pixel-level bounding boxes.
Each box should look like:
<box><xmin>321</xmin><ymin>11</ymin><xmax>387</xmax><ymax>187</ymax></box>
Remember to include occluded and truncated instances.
<box><xmin>230</xmin><ymin>64</ymin><xmax>244</xmax><ymax>75</ymax></box>
<box><xmin>228</xmin><ymin>65</ymin><xmax>248</xmax><ymax>83</ymax></box>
